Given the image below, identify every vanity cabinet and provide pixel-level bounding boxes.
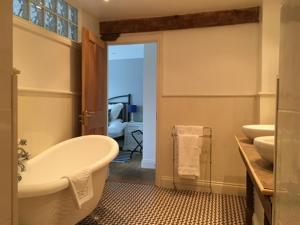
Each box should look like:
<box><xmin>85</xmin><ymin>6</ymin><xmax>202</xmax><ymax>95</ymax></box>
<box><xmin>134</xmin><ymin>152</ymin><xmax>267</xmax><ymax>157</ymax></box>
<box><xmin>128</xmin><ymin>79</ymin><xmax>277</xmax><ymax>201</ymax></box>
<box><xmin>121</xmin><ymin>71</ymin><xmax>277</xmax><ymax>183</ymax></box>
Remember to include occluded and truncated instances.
<box><xmin>236</xmin><ymin>137</ymin><xmax>273</xmax><ymax>225</ymax></box>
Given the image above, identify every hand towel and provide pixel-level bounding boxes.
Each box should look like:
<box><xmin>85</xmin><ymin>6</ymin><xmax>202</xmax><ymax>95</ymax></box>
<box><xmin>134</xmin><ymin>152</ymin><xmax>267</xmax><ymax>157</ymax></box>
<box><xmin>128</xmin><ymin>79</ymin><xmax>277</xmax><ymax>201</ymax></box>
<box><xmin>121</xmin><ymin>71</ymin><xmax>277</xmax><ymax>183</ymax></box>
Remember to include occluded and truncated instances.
<box><xmin>176</xmin><ymin>134</ymin><xmax>203</xmax><ymax>178</ymax></box>
<box><xmin>63</xmin><ymin>168</ymin><xmax>93</xmax><ymax>209</ymax></box>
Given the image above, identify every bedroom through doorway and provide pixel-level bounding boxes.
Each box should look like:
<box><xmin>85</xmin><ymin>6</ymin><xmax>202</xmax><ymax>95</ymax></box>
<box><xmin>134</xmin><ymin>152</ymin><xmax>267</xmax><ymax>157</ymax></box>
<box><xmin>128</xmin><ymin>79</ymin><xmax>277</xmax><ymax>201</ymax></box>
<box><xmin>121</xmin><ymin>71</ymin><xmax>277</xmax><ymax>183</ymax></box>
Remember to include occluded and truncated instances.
<box><xmin>107</xmin><ymin>43</ymin><xmax>157</xmax><ymax>184</ymax></box>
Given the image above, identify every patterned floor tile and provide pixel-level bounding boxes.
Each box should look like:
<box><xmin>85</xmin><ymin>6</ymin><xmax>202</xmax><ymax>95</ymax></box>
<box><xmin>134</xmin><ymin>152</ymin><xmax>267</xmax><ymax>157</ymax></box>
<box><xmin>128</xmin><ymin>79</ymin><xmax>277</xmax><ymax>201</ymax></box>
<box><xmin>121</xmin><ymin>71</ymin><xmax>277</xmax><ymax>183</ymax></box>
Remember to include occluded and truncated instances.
<box><xmin>78</xmin><ymin>182</ymin><xmax>246</xmax><ymax>225</ymax></box>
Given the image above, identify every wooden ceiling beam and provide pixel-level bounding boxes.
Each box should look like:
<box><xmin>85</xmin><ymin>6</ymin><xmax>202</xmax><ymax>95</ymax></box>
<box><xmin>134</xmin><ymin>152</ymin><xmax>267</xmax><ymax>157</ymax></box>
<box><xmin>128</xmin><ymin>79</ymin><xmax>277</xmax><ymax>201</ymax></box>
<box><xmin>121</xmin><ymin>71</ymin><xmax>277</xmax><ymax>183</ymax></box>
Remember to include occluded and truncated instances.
<box><xmin>100</xmin><ymin>7</ymin><xmax>260</xmax><ymax>41</ymax></box>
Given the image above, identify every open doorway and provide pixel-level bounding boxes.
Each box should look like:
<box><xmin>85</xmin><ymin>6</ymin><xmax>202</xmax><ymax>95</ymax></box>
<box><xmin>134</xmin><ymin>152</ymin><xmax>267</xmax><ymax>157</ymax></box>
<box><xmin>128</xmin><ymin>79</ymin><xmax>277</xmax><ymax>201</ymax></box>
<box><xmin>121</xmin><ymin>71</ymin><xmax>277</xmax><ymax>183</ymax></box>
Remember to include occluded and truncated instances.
<box><xmin>107</xmin><ymin>43</ymin><xmax>157</xmax><ymax>184</ymax></box>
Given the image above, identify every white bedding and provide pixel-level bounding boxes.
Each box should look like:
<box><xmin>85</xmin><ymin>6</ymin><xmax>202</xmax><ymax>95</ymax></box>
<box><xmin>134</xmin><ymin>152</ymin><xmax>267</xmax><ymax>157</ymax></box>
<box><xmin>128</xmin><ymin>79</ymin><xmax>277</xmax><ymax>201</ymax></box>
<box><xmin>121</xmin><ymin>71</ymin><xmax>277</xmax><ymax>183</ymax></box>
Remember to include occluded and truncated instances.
<box><xmin>108</xmin><ymin>119</ymin><xmax>127</xmax><ymax>138</ymax></box>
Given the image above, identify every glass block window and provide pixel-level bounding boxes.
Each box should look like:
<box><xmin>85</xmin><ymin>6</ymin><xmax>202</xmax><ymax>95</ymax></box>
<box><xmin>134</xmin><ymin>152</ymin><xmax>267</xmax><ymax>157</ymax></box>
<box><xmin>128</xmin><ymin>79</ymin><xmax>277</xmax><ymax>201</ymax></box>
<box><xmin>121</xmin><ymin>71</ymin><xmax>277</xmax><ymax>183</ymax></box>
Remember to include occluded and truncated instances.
<box><xmin>13</xmin><ymin>0</ymin><xmax>79</xmax><ymax>42</ymax></box>
<box><xmin>57</xmin><ymin>0</ymin><xmax>68</xmax><ymax>19</ymax></box>
<box><xmin>45</xmin><ymin>0</ymin><xmax>56</xmax><ymax>12</ymax></box>
<box><xmin>69</xmin><ymin>23</ymin><xmax>78</xmax><ymax>41</ymax></box>
<box><xmin>13</xmin><ymin>0</ymin><xmax>29</xmax><ymax>19</ymax></box>
<box><xmin>30</xmin><ymin>2</ymin><xmax>43</xmax><ymax>26</ymax></box>
<box><xmin>69</xmin><ymin>5</ymin><xmax>78</xmax><ymax>24</ymax></box>
<box><xmin>45</xmin><ymin>9</ymin><xmax>57</xmax><ymax>32</ymax></box>
<box><xmin>58</xmin><ymin>17</ymin><xmax>68</xmax><ymax>37</ymax></box>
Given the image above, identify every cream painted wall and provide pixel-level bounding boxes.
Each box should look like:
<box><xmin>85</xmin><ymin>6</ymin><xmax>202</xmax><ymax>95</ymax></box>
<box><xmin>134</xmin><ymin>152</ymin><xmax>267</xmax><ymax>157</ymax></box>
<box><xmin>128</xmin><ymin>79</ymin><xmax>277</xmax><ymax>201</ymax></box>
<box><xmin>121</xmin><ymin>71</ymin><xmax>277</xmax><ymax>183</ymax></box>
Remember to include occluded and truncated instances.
<box><xmin>160</xmin><ymin>24</ymin><xmax>260</xmax><ymax>193</ymax></box>
<box><xmin>14</xmin><ymin>5</ymin><xmax>99</xmax><ymax>157</ymax></box>
<box><xmin>162</xmin><ymin>24</ymin><xmax>259</xmax><ymax>96</ymax></box>
<box><xmin>13</xmin><ymin>22</ymin><xmax>81</xmax><ymax>92</ymax></box>
<box><xmin>159</xmin><ymin>96</ymin><xmax>258</xmax><ymax>192</ymax></box>
<box><xmin>18</xmin><ymin>92</ymin><xmax>80</xmax><ymax>157</ymax></box>
<box><xmin>260</xmin><ymin>0</ymin><xmax>280</xmax><ymax>93</ymax></box>
<box><xmin>114</xmin><ymin>22</ymin><xmax>260</xmax><ymax>194</ymax></box>
<box><xmin>258</xmin><ymin>0</ymin><xmax>281</xmax><ymax>124</ymax></box>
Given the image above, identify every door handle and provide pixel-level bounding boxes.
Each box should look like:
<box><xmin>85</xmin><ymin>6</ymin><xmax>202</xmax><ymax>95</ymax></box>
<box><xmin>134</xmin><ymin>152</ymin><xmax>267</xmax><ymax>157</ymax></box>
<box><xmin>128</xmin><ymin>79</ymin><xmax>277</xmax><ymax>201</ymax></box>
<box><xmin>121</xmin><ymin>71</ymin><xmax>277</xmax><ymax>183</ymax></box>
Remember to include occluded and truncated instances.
<box><xmin>79</xmin><ymin>110</ymin><xmax>95</xmax><ymax>125</ymax></box>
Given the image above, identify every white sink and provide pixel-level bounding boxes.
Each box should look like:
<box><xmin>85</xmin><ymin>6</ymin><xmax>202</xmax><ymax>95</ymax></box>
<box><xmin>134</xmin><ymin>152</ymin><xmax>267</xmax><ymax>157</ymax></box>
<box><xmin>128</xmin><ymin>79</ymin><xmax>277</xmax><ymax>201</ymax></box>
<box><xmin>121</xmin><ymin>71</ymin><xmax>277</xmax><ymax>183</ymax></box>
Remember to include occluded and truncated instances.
<box><xmin>242</xmin><ymin>124</ymin><xmax>275</xmax><ymax>140</ymax></box>
<box><xmin>254</xmin><ymin>136</ymin><xmax>275</xmax><ymax>164</ymax></box>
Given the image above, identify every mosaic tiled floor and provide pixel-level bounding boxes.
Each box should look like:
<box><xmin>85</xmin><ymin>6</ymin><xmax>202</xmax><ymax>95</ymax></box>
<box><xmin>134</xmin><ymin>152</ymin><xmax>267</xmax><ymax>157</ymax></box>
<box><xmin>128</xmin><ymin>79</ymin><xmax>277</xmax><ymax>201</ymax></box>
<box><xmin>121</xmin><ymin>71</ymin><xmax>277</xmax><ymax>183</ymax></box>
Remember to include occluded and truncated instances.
<box><xmin>78</xmin><ymin>182</ymin><xmax>246</xmax><ymax>225</ymax></box>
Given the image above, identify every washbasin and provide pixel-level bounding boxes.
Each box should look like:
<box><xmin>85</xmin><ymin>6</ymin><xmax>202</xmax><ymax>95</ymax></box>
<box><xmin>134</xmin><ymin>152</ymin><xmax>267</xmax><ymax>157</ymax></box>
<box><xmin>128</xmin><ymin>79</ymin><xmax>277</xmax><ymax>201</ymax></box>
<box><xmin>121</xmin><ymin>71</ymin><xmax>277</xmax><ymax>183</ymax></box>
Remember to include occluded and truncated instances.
<box><xmin>254</xmin><ymin>136</ymin><xmax>275</xmax><ymax>164</ymax></box>
<box><xmin>242</xmin><ymin>124</ymin><xmax>275</xmax><ymax>140</ymax></box>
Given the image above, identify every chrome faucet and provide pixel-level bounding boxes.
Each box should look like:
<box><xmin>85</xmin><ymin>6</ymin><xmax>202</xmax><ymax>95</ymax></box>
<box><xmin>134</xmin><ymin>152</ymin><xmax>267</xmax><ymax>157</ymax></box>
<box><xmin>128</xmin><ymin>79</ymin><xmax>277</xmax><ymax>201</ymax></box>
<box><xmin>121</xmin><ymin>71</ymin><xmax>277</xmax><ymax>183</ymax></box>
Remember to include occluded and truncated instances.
<box><xmin>17</xmin><ymin>139</ymin><xmax>30</xmax><ymax>182</ymax></box>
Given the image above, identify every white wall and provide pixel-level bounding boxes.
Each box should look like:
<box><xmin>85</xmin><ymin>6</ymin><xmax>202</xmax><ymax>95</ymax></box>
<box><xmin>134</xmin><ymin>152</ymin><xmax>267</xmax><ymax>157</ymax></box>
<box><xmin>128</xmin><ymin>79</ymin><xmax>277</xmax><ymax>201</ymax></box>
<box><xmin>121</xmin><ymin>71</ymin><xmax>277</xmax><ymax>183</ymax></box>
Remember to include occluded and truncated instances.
<box><xmin>14</xmin><ymin>6</ymin><xmax>99</xmax><ymax>157</ymax></box>
<box><xmin>274</xmin><ymin>0</ymin><xmax>300</xmax><ymax>224</ymax></box>
<box><xmin>0</xmin><ymin>1</ymin><xmax>16</xmax><ymax>224</ymax></box>
<box><xmin>108</xmin><ymin>57</ymin><xmax>144</xmax><ymax>122</ymax></box>
<box><xmin>142</xmin><ymin>43</ymin><xmax>157</xmax><ymax>169</ymax></box>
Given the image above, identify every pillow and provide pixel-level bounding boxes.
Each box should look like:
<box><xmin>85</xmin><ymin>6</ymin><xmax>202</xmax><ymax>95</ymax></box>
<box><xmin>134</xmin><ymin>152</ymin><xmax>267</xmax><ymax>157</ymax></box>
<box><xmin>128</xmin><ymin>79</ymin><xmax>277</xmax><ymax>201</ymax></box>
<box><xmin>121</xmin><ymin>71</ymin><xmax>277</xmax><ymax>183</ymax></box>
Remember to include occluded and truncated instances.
<box><xmin>109</xmin><ymin>119</ymin><xmax>123</xmax><ymax>126</ymax></box>
<box><xmin>108</xmin><ymin>103</ymin><xmax>123</xmax><ymax>120</ymax></box>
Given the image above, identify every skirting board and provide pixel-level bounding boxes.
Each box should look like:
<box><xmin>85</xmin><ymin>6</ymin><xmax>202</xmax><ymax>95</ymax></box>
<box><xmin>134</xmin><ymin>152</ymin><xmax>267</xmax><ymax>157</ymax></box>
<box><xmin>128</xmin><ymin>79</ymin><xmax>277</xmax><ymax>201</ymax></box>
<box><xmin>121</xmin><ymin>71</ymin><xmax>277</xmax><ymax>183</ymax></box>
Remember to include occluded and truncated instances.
<box><xmin>141</xmin><ymin>159</ymin><xmax>156</xmax><ymax>169</ymax></box>
<box><xmin>159</xmin><ymin>176</ymin><xmax>246</xmax><ymax>196</ymax></box>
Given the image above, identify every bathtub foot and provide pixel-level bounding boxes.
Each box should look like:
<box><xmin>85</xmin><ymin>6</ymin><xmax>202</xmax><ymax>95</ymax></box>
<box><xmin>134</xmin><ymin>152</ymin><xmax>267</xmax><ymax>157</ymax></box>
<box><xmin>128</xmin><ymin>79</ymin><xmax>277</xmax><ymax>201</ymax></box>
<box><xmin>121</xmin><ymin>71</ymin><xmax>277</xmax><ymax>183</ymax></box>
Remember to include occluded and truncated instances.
<box><xmin>90</xmin><ymin>210</ymin><xmax>100</xmax><ymax>223</ymax></box>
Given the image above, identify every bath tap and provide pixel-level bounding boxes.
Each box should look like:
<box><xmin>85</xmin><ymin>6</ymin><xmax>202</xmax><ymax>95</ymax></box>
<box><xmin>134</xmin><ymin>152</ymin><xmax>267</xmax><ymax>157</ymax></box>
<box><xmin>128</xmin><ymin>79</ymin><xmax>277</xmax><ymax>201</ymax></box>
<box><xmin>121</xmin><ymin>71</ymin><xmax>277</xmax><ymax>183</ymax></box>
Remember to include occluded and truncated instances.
<box><xmin>17</xmin><ymin>139</ymin><xmax>30</xmax><ymax>182</ymax></box>
<box><xmin>19</xmin><ymin>138</ymin><xmax>27</xmax><ymax>146</ymax></box>
<box><xmin>18</xmin><ymin>138</ymin><xmax>30</xmax><ymax>160</ymax></box>
<box><xmin>18</xmin><ymin>147</ymin><xmax>30</xmax><ymax>161</ymax></box>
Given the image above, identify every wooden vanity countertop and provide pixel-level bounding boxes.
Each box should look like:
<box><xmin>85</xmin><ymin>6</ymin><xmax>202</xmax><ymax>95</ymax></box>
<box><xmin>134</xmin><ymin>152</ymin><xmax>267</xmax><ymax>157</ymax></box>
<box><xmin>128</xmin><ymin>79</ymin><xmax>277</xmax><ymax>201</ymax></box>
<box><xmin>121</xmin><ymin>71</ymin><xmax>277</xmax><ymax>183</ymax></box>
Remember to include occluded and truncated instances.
<box><xmin>235</xmin><ymin>136</ymin><xmax>274</xmax><ymax>196</ymax></box>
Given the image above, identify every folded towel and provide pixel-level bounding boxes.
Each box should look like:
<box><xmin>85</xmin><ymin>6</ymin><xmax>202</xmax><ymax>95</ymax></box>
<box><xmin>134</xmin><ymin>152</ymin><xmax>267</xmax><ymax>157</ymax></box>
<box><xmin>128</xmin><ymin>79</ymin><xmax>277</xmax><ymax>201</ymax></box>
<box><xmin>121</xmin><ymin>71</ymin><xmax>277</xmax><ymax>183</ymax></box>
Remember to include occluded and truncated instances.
<box><xmin>63</xmin><ymin>169</ymin><xmax>93</xmax><ymax>209</ymax></box>
<box><xmin>174</xmin><ymin>125</ymin><xmax>204</xmax><ymax>179</ymax></box>
<box><xmin>174</xmin><ymin>125</ymin><xmax>204</xmax><ymax>136</ymax></box>
<box><xmin>176</xmin><ymin>134</ymin><xmax>203</xmax><ymax>178</ymax></box>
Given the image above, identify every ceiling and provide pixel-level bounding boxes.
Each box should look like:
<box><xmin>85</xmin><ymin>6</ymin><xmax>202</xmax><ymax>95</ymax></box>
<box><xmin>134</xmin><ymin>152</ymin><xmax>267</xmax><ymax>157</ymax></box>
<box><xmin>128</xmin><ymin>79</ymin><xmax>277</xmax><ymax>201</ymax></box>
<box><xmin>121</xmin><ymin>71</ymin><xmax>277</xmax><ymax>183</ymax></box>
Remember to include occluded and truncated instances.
<box><xmin>74</xmin><ymin>0</ymin><xmax>261</xmax><ymax>21</ymax></box>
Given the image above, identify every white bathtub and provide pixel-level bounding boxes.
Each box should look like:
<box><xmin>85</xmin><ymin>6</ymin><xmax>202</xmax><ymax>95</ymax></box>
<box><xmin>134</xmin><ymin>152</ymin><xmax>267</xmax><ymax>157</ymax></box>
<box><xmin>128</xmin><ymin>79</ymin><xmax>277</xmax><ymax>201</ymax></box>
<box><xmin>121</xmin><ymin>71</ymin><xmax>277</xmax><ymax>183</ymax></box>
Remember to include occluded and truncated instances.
<box><xmin>18</xmin><ymin>135</ymin><xmax>118</xmax><ymax>225</ymax></box>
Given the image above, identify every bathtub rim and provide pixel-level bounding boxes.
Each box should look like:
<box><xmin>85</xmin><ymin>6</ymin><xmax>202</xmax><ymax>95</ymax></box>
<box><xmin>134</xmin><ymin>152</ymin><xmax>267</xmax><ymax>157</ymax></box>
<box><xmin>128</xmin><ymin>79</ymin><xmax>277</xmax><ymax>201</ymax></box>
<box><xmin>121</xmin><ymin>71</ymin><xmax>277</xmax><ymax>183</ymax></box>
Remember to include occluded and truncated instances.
<box><xmin>18</xmin><ymin>135</ymin><xmax>119</xmax><ymax>198</ymax></box>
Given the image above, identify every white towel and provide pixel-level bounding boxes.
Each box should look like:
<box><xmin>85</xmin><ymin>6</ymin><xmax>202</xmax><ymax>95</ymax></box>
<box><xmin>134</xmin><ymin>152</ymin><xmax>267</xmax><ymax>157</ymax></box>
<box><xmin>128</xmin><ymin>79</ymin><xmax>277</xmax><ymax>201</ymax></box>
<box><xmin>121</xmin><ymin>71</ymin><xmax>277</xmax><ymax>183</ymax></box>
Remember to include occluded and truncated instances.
<box><xmin>174</xmin><ymin>125</ymin><xmax>204</xmax><ymax>179</ymax></box>
<box><xmin>63</xmin><ymin>169</ymin><xmax>94</xmax><ymax>209</ymax></box>
<box><xmin>176</xmin><ymin>135</ymin><xmax>203</xmax><ymax>178</ymax></box>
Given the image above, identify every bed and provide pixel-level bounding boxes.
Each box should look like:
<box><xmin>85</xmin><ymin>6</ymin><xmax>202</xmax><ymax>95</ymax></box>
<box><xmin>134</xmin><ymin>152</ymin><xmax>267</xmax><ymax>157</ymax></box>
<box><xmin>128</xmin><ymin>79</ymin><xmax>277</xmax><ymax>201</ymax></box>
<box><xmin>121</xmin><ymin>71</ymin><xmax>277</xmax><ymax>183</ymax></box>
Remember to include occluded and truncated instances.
<box><xmin>108</xmin><ymin>94</ymin><xmax>131</xmax><ymax>140</ymax></box>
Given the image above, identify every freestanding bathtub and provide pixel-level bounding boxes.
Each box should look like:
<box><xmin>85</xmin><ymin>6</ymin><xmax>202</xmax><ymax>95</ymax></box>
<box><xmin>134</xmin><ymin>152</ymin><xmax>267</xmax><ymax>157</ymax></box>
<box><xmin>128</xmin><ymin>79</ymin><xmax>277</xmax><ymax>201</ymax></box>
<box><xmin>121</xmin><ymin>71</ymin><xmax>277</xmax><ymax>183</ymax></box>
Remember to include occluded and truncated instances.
<box><xmin>18</xmin><ymin>135</ymin><xmax>119</xmax><ymax>225</ymax></box>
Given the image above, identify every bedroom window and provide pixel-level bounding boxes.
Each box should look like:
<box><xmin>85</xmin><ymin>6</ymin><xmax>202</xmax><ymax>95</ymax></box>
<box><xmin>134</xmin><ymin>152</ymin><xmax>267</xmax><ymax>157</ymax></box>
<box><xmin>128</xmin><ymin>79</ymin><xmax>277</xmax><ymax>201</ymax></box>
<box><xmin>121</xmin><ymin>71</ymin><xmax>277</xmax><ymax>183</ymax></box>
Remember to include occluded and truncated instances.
<box><xmin>13</xmin><ymin>0</ymin><xmax>78</xmax><ymax>41</ymax></box>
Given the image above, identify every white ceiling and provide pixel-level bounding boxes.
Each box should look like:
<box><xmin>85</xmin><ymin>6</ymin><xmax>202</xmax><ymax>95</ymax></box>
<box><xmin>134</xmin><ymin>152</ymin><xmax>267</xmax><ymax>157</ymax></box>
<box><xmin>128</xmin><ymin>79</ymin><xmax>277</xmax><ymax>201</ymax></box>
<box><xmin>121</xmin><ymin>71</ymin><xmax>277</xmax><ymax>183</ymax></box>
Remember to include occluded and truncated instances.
<box><xmin>74</xmin><ymin>0</ymin><xmax>261</xmax><ymax>21</ymax></box>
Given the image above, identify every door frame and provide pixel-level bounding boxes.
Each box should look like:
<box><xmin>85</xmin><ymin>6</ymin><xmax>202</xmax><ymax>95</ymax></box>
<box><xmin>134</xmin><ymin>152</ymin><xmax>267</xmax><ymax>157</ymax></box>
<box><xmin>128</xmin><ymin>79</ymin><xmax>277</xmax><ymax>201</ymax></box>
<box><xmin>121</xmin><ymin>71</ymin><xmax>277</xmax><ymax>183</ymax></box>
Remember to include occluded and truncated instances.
<box><xmin>0</xmin><ymin>1</ymin><xmax>18</xmax><ymax>224</ymax></box>
<box><xmin>107</xmin><ymin>32</ymin><xmax>163</xmax><ymax>186</ymax></box>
